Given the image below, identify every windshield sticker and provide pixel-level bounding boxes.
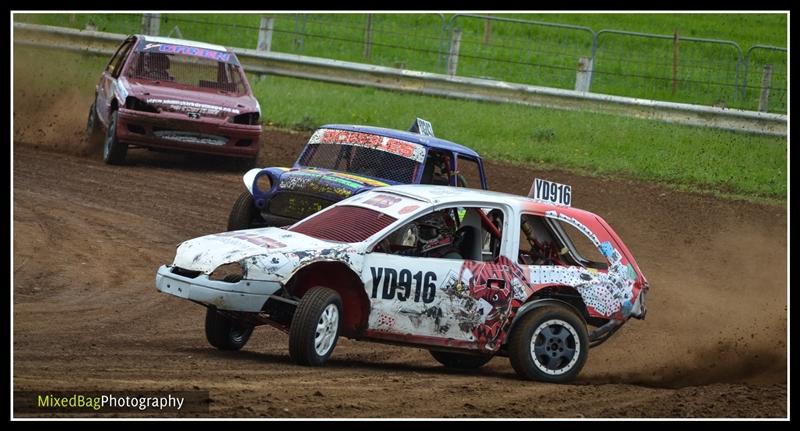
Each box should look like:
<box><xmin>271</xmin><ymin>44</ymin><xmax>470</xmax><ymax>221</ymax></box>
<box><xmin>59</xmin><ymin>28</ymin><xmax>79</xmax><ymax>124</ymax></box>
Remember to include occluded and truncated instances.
<box><xmin>141</xmin><ymin>42</ymin><xmax>234</xmax><ymax>63</ymax></box>
<box><xmin>145</xmin><ymin>99</ymin><xmax>240</xmax><ymax>115</ymax></box>
<box><xmin>309</xmin><ymin>129</ymin><xmax>426</xmax><ymax>163</ymax></box>
<box><xmin>345</xmin><ymin>192</ymin><xmax>426</xmax><ymax>219</ymax></box>
<box><xmin>363</xmin><ymin>194</ymin><xmax>402</xmax><ymax>209</ymax></box>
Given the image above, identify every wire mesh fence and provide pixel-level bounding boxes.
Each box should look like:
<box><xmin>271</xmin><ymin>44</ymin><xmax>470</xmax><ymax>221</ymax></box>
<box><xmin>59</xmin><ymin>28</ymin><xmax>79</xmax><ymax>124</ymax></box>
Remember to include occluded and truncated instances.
<box><xmin>741</xmin><ymin>46</ymin><xmax>787</xmax><ymax>114</ymax></box>
<box><xmin>448</xmin><ymin>14</ymin><xmax>595</xmax><ymax>89</ymax></box>
<box><xmin>13</xmin><ymin>13</ymin><xmax>787</xmax><ymax>114</ymax></box>
<box><xmin>592</xmin><ymin>30</ymin><xmax>744</xmax><ymax>109</ymax></box>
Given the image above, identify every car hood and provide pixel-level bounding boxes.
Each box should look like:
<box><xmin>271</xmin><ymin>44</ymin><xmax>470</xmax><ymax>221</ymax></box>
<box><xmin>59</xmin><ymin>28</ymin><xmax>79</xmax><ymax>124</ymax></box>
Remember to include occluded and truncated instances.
<box><xmin>172</xmin><ymin>227</ymin><xmax>360</xmax><ymax>278</ymax></box>
<box><xmin>121</xmin><ymin>77</ymin><xmax>259</xmax><ymax>116</ymax></box>
<box><xmin>269</xmin><ymin>167</ymin><xmax>394</xmax><ymax>198</ymax></box>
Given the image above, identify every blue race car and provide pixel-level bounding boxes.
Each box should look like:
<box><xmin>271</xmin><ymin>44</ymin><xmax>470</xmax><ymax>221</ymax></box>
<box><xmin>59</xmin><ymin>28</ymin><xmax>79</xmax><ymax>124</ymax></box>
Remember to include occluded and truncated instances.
<box><xmin>227</xmin><ymin>119</ymin><xmax>489</xmax><ymax>230</ymax></box>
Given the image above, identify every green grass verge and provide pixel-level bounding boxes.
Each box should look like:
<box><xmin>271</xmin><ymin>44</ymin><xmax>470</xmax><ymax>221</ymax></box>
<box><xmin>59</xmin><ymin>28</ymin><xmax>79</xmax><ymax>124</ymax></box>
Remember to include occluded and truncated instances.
<box><xmin>252</xmin><ymin>74</ymin><xmax>786</xmax><ymax>202</ymax></box>
<box><xmin>14</xmin><ymin>13</ymin><xmax>788</xmax><ymax>113</ymax></box>
<box><xmin>12</xmin><ymin>44</ymin><xmax>786</xmax><ymax>204</ymax></box>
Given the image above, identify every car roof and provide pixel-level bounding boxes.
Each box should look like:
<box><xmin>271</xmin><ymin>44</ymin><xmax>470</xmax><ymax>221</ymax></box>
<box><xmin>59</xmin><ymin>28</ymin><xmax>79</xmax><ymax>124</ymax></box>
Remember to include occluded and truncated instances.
<box><xmin>137</xmin><ymin>35</ymin><xmax>229</xmax><ymax>52</ymax></box>
<box><xmin>320</xmin><ymin>124</ymin><xmax>481</xmax><ymax>159</ymax></box>
<box><xmin>368</xmin><ymin>184</ymin><xmax>598</xmax><ymax>218</ymax></box>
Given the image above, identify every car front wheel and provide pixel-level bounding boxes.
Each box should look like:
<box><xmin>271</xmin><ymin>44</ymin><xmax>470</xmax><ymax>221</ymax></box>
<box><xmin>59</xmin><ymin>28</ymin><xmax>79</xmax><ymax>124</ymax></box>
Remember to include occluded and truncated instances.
<box><xmin>508</xmin><ymin>305</ymin><xmax>588</xmax><ymax>383</ymax></box>
<box><xmin>204</xmin><ymin>306</ymin><xmax>254</xmax><ymax>351</ymax></box>
<box><xmin>227</xmin><ymin>190</ymin><xmax>266</xmax><ymax>231</ymax></box>
<box><xmin>288</xmin><ymin>287</ymin><xmax>342</xmax><ymax>366</ymax></box>
<box><xmin>103</xmin><ymin>110</ymin><xmax>128</xmax><ymax>165</ymax></box>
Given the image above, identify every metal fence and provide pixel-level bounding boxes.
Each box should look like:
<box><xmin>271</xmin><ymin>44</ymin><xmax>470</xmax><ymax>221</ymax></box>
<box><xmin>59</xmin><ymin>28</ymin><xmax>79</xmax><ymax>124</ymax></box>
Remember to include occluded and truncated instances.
<box><xmin>14</xmin><ymin>13</ymin><xmax>787</xmax><ymax>114</ymax></box>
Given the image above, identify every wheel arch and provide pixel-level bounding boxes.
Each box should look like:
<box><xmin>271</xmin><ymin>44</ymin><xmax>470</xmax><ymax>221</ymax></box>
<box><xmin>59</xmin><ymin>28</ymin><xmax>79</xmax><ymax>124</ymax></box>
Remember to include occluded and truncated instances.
<box><xmin>284</xmin><ymin>261</ymin><xmax>370</xmax><ymax>339</ymax></box>
<box><xmin>507</xmin><ymin>285</ymin><xmax>591</xmax><ymax>339</ymax></box>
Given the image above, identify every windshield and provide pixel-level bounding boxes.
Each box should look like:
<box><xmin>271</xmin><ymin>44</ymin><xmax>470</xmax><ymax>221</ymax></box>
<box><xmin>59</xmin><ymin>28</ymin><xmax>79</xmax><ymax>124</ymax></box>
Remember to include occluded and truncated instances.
<box><xmin>126</xmin><ymin>51</ymin><xmax>247</xmax><ymax>95</ymax></box>
<box><xmin>297</xmin><ymin>129</ymin><xmax>425</xmax><ymax>183</ymax></box>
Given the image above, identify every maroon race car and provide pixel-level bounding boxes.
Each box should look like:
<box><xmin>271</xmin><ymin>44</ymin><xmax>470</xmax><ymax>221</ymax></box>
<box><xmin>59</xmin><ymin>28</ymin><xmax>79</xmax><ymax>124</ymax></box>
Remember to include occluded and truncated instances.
<box><xmin>84</xmin><ymin>35</ymin><xmax>262</xmax><ymax>167</ymax></box>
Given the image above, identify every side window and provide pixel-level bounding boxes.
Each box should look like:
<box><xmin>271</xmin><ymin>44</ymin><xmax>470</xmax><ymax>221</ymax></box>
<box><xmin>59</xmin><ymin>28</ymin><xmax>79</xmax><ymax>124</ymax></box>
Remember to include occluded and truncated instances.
<box><xmin>552</xmin><ymin>220</ymin><xmax>608</xmax><ymax>270</ymax></box>
<box><xmin>373</xmin><ymin>206</ymin><xmax>505</xmax><ymax>261</ymax></box>
<box><xmin>517</xmin><ymin>213</ymin><xmax>608</xmax><ymax>270</ymax></box>
<box><xmin>518</xmin><ymin>214</ymin><xmax>559</xmax><ymax>265</ymax></box>
<box><xmin>456</xmin><ymin>156</ymin><xmax>482</xmax><ymax>188</ymax></box>
<box><xmin>106</xmin><ymin>40</ymin><xmax>133</xmax><ymax>78</ymax></box>
<box><xmin>420</xmin><ymin>150</ymin><xmax>451</xmax><ymax>186</ymax></box>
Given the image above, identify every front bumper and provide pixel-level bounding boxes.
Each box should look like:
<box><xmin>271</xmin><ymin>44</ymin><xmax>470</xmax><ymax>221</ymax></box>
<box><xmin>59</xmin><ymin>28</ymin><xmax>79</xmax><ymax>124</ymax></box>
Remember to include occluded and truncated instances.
<box><xmin>117</xmin><ymin>108</ymin><xmax>261</xmax><ymax>158</ymax></box>
<box><xmin>155</xmin><ymin>265</ymin><xmax>281</xmax><ymax>312</ymax></box>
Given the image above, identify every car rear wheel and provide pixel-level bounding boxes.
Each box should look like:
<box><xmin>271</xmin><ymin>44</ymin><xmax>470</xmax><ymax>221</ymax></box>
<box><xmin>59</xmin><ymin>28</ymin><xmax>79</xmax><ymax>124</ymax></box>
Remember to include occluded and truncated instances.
<box><xmin>227</xmin><ymin>190</ymin><xmax>266</xmax><ymax>231</ymax></box>
<box><xmin>429</xmin><ymin>350</ymin><xmax>493</xmax><ymax>369</ymax></box>
<box><xmin>288</xmin><ymin>287</ymin><xmax>342</xmax><ymax>366</ymax></box>
<box><xmin>103</xmin><ymin>110</ymin><xmax>128</xmax><ymax>165</ymax></box>
<box><xmin>84</xmin><ymin>102</ymin><xmax>104</xmax><ymax>152</ymax></box>
<box><xmin>205</xmin><ymin>306</ymin><xmax>254</xmax><ymax>351</ymax></box>
<box><xmin>508</xmin><ymin>305</ymin><xmax>588</xmax><ymax>383</ymax></box>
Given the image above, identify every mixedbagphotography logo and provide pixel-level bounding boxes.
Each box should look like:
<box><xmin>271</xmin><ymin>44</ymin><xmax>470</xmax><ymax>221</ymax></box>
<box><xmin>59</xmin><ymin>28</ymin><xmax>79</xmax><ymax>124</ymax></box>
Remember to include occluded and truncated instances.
<box><xmin>14</xmin><ymin>391</ymin><xmax>210</xmax><ymax>415</ymax></box>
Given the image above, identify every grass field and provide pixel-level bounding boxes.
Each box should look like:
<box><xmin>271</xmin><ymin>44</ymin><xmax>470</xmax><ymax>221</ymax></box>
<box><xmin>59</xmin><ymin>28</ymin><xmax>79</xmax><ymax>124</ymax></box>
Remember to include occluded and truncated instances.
<box><xmin>251</xmin><ymin>74</ymin><xmax>786</xmax><ymax>201</ymax></box>
<box><xmin>12</xmin><ymin>37</ymin><xmax>787</xmax><ymax>204</ymax></box>
<box><xmin>14</xmin><ymin>13</ymin><xmax>788</xmax><ymax>113</ymax></box>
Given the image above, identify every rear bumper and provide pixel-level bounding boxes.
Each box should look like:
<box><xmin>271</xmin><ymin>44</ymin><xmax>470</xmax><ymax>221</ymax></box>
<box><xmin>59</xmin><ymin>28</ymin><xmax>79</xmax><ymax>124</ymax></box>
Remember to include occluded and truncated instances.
<box><xmin>117</xmin><ymin>108</ymin><xmax>261</xmax><ymax>158</ymax></box>
<box><xmin>155</xmin><ymin>265</ymin><xmax>281</xmax><ymax>312</ymax></box>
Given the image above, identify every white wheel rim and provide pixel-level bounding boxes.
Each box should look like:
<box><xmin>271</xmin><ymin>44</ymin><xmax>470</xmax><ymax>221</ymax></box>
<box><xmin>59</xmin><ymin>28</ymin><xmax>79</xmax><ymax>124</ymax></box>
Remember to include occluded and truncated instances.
<box><xmin>530</xmin><ymin>319</ymin><xmax>581</xmax><ymax>376</ymax></box>
<box><xmin>314</xmin><ymin>304</ymin><xmax>339</xmax><ymax>356</ymax></box>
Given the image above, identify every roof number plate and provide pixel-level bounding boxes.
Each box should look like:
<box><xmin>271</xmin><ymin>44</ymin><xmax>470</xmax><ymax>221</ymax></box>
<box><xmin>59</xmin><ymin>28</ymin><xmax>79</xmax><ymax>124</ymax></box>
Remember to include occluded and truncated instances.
<box><xmin>409</xmin><ymin>118</ymin><xmax>434</xmax><ymax>137</ymax></box>
<box><xmin>529</xmin><ymin>178</ymin><xmax>572</xmax><ymax>207</ymax></box>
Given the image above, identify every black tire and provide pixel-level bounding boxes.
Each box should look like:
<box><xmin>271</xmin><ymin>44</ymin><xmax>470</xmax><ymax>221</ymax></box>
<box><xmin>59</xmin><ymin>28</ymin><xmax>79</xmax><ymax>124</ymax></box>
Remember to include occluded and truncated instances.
<box><xmin>227</xmin><ymin>190</ymin><xmax>264</xmax><ymax>231</ymax></box>
<box><xmin>204</xmin><ymin>306</ymin><xmax>254</xmax><ymax>351</ymax></box>
<box><xmin>429</xmin><ymin>350</ymin><xmax>493</xmax><ymax>369</ymax></box>
<box><xmin>508</xmin><ymin>305</ymin><xmax>589</xmax><ymax>383</ymax></box>
<box><xmin>288</xmin><ymin>287</ymin><xmax>342</xmax><ymax>366</ymax></box>
<box><xmin>84</xmin><ymin>101</ymin><xmax>104</xmax><ymax>152</ymax></box>
<box><xmin>102</xmin><ymin>110</ymin><xmax>128</xmax><ymax>165</ymax></box>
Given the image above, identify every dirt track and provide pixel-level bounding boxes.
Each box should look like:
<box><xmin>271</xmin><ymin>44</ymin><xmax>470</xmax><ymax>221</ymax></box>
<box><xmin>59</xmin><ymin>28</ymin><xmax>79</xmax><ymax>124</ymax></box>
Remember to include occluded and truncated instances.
<box><xmin>12</xmin><ymin>123</ymin><xmax>788</xmax><ymax>418</ymax></box>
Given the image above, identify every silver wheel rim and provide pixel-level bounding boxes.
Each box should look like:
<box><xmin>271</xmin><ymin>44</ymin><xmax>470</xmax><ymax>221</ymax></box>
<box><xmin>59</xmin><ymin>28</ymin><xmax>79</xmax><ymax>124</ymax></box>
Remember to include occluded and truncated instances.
<box><xmin>314</xmin><ymin>304</ymin><xmax>339</xmax><ymax>356</ymax></box>
<box><xmin>530</xmin><ymin>319</ymin><xmax>580</xmax><ymax>376</ymax></box>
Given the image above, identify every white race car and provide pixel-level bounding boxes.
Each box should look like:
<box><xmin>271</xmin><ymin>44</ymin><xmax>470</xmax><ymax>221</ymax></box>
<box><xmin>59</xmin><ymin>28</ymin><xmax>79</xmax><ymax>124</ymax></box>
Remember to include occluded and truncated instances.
<box><xmin>156</xmin><ymin>183</ymin><xmax>648</xmax><ymax>382</ymax></box>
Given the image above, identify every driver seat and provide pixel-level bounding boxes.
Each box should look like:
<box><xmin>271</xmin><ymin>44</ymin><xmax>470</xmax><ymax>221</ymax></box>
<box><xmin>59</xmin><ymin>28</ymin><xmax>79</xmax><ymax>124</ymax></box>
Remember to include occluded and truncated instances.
<box><xmin>453</xmin><ymin>226</ymin><xmax>482</xmax><ymax>261</ymax></box>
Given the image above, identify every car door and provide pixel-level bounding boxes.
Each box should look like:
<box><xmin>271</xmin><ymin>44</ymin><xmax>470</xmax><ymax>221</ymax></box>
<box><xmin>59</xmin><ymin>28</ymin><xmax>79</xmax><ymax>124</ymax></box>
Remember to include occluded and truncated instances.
<box><xmin>97</xmin><ymin>37</ymin><xmax>134</xmax><ymax>124</ymax></box>
<box><xmin>361</xmin><ymin>205</ymin><xmax>515</xmax><ymax>351</ymax></box>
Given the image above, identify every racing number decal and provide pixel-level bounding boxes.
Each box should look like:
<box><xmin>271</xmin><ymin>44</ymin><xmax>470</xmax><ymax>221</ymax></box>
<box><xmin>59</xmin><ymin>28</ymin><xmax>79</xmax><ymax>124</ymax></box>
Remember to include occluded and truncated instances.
<box><xmin>370</xmin><ymin>268</ymin><xmax>436</xmax><ymax>303</ymax></box>
<box><xmin>530</xmin><ymin>178</ymin><xmax>572</xmax><ymax>207</ymax></box>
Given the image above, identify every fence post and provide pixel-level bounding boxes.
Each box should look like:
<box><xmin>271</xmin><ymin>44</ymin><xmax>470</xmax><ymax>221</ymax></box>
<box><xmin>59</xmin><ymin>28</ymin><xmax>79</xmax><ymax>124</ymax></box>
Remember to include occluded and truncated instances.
<box><xmin>758</xmin><ymin>64</ymin><xmax>773</xmax><ymax>112</ymax></box>
<box><xmin>363</xmin><ymin>14</ymin><xmax>373</xmax><ymax>59</ymax></box>
<box><xmin>447</xmin><ymin>28</ymin><xmax>462</xmax><ymax>77</ymax></box>
<box><xmin>672</xmin><ymin>29</ymin><xmax>679</xmax><ymax>95</ymax></box>
<box><xmin>257</xmin><ymin>16</ymin><xmax>274</xmax><ymax>52</ymax></box>
<box><xmin>575</xmin><ymin>57</ymin><xmax>593</xmax><ymax>92</ymax></box>
<box><xmin>167</xmin><ymin>25</ymin><xmax>183</xmax><ymax>38</ymax></box>
<box><xmin>141</xmin><ymin>13</ymin><xmax>160</xmax><ymax>36</ymax></box>
<box><xmin>483</xmin><ymin>16</ymin><xmax>492</xmax><ymax>45</ymax></box>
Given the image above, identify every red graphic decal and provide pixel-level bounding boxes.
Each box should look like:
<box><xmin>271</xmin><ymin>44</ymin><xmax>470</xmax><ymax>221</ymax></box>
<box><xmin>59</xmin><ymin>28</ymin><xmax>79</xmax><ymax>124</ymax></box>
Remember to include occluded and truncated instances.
<box><xmin>459</xmin><ymin>256</ymin><xmax>528</xmax><ymax>350</ymax></box>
